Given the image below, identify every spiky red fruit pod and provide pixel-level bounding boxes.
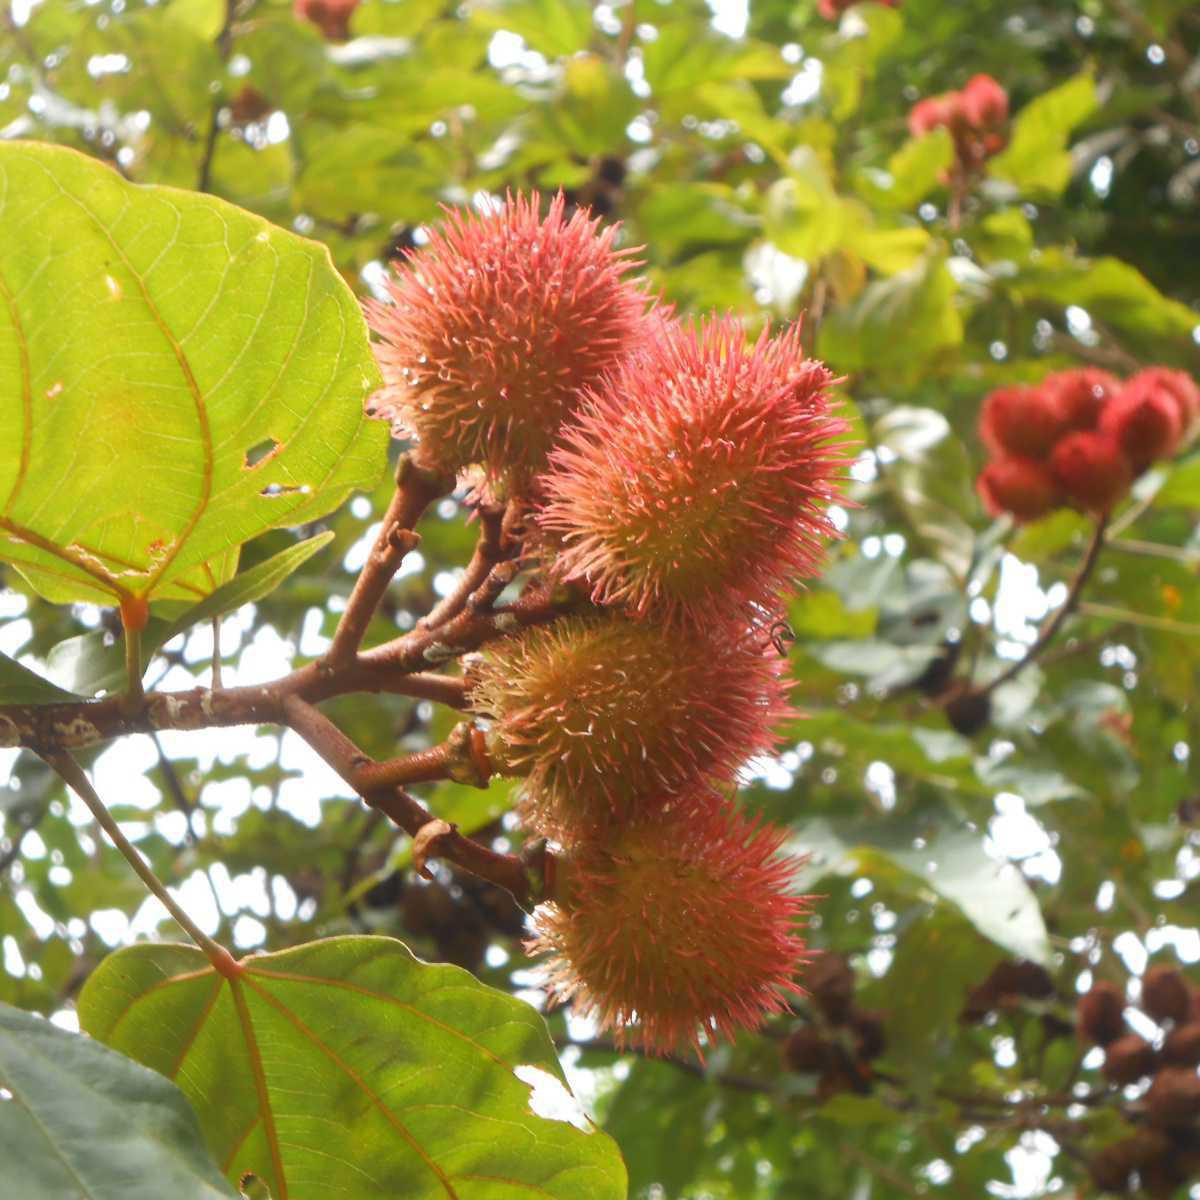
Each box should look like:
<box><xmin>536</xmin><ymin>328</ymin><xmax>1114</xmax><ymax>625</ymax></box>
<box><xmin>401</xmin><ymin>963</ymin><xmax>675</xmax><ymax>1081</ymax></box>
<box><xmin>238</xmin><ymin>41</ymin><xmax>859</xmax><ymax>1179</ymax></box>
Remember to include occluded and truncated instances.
<box><xmin>364</xmin><ymin>194</ymin><xmax>648</xmax><ymax>489</ymax></box>
<box><xmin>1041</xmin><ymin>368</ymin><xmax>1121</xmax><ymax>433</ymax></box>
<box><xmin>960</xmin><ymin>74</ymin><xmax>1009</xmax><ymax>129</ymax></box>
<box><xmin>1121</xmin><ymin>368</ymin><xmax>1200</xmax><ymax>441</ymax></box>
<box><xmin>978</xmin><ymin>385</ymin><xmax>1064</xmax><ymax>459</ymax></box>
<box><xmin>293</xmin><ymin>0</ymin><xmax>357</xmax><ymax>40</ymax></box>
<box><xmin>977</xmin><ymin>456</ymin><xmax>1060</xmax><ymax>521</ymax></box>
<box><xmin>1101</xmin><ymin>383</ymin><xmax>1184</xmax><ymax>470</ymax></box>
<box><xmin>538</xmin><ymin>317</ymin><xmax>849</xmax><ymax>627</ymax></box>
<box><xmin>470</xmin><ymin>615</ymin><xmax>790</xmax><ymax>839</ymax></box>
<box><xmin>529</xmin><ymin>802</ymin><xmax>810</xmax><ymax>1056</ymax></box>
<box><xmin>1050</xmin><ymin>431</ymin><xmax>1133</xmax><ymax>513</ymax></box>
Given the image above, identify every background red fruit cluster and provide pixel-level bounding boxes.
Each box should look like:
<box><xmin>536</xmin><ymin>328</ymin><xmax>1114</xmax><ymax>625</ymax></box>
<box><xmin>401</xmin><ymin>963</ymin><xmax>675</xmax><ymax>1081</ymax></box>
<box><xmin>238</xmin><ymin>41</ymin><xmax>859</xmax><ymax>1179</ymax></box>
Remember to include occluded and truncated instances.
<box><xmin>293</xmin><ymin>0</ymin><xmax>358</xmax><ymax>41</ymax></box>
<box><xmin>908</xmin><ymin>74</ymin><xmax>1009</xmax><ymax>173</ymax></box>
<box><xmin>819</xmin><ymin>0</ymin><xmax>898</xmax><ymax>19</ymax></box>
<box><xmin>976</xmin><ymin>367</ymin><xmax>1199</xmax><ymax>521</ymax></box>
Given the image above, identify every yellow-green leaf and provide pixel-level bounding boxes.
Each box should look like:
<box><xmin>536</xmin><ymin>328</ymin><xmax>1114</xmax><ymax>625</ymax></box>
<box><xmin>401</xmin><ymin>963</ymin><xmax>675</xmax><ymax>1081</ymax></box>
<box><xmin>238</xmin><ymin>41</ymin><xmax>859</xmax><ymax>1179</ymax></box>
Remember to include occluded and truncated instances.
<box><xmin>0</xmin><ymin>141</ymin><xmax>388</xmax><ymax>608</ymax></box>
<box><xmin>78</xmin><ymin>936</ymin><xmax>627</xmax><ymax>1199</ymax></box>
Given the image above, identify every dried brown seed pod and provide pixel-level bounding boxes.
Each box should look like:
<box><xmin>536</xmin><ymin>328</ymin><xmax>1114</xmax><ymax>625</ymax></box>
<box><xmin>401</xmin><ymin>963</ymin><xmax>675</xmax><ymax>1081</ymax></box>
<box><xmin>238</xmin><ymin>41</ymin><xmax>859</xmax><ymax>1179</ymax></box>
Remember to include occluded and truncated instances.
<box><xmin>1143</xmin><ymin>965</ymin><xmax>1192</xmax><ymax>1025</ymax></box>
<box><xmin>807</xmin><ymin>953</ymin><xmax>856</xmax><ymax>1026</ymax></box>
<box><xmin>1102</xmin><ymin>1033</ymin><xmax>1157</xmax><ymax>1085</ymax></box>
<box><xmin>1147</xmin><ymin>1067</ymin><xmax>1200</xmax><ymax>1128</ymax></box>
<box><xmin>1164</xmin><ymin>1022</ymin><xmax>1200</xmax><ymax>1068</ymax></box>
<box><xmin>1077</xmin><ymin>981</ymin><xmax>1127</xmax><ymax>1047</ymax></box>
<box><xmin>783</xmin><ymin>1027</ymin><xmax>833</xmax><ymax>1074</ymax></box>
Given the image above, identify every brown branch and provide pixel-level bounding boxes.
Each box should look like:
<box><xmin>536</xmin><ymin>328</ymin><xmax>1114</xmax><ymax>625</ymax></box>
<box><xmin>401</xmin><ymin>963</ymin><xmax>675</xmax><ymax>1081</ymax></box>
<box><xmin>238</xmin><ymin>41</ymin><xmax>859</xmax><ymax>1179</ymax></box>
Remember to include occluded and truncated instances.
<box><xmin>975</xmin><ymin>514</ymin><xmax>1109</xmax><ymax>698</ymax></box>
<box><xmin>352</xmin><ymin>721</ymin><xmax>492</xmax><ymax>792</ymax></box>
<box><xmin>0</xmin><ymin>578</ymin><xmax>568</xmax><ymax>754</ymax></box>
<box><xmin>419</xmin><ymin>502</ymin><xmax>514</xmax><ymax>631</ymax></box>
<box><xmin>325</xmin><ymin>454</ymin><xmax>455</xmax><ymax>667</ymax></box>
<box><xmin>196</xmin><ymin>0</ymin><xmax>238</xmax><ymax>193</ymax></box>
<box><xmin>281</xmin><ymin>696</ymin><xmax>550</xmax><ymax>909</ymax></box>
<box><xmin>40</xmin><ymin>750</ymin><xmax>240</xmax><ymax>977</ymax></box>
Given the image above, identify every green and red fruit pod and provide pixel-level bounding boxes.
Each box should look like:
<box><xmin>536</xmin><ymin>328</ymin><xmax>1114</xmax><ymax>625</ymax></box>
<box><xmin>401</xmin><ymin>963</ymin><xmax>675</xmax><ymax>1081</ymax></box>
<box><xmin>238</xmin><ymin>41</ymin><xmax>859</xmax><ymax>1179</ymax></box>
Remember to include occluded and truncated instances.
<box><xmin>1041</xmin><ymin>368</ymin><xmax>1122</xmax><ymax>434</ymax></box>
<box><xmin>470</xmin><ymin>614</ymin><xmax>791</xmax><ymax>839</ymax></box>
<box><xmin>960</xmin><ymin>73</ymin><xmax>1009</xmax><ymax>128</ymax></box>
<box><xmin>539</xmin><ymin>315</ymin><xmax>850</xmax><ymax>628</ymax></box>
<box><xmin>529</xmin><ymin>800</ymin><xmax>811</xmax><ymax>1056</ymax></box>
<box><xmin>1101</xmin><ymin>384</ymin><xmax>1184</xmax><ymax>471</ymax></box>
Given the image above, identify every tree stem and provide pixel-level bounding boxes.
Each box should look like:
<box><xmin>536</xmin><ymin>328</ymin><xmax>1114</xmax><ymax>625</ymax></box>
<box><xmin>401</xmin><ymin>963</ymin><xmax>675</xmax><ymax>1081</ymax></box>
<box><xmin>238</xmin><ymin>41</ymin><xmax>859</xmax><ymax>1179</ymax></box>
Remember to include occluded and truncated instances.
<box><xmin>978</xmin><ymin>513</ymin><xmax>1109</xmax><ymax>697</ymax></box>
<box><xmin>325</xmin><ymin>454</ymin><xmax>454</xmax><ymax>666</ymax></box>
<box><xmin>40</xmin><ymin>750</ymin><xmax>240</xmax><ymax>977</ymax></box>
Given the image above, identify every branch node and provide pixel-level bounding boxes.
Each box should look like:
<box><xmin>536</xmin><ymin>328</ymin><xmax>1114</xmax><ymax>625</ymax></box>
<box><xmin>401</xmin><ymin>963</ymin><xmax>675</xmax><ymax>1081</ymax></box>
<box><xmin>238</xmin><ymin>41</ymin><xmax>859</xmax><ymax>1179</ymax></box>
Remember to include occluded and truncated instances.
<box><xmin>443</xmin><ymin>721</ymin><xmax>493</xmax><ymax>787</ymax></box>
<box><xmin>412</xmin><ymin>817</ymin><xmax>454</xmax><ymax>880</ymax></box>
<box><xmin>519</xmin><ymin>838</ymin><xmax>554</xmax><ymax>910</ymax></box>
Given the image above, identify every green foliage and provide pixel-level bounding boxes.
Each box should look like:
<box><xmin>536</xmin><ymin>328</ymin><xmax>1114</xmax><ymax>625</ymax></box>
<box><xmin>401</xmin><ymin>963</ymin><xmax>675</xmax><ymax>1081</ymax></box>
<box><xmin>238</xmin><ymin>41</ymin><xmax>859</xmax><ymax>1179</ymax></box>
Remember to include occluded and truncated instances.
<box><xmin>0</xmin><ymin>1000</ymin><xmax>236</xmax><ymax>1198</ymax></box>
<box><xmin>3</xmin><ymin>0</ymin><xmax>1200</xmax><ymax>1195</ymax></box>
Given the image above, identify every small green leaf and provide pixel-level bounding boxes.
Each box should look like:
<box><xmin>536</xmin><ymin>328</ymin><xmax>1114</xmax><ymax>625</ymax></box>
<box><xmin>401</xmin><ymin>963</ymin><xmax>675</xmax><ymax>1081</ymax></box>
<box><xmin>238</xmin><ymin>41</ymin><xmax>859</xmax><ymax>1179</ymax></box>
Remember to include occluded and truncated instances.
<box><xmin>858</xmin><ymin>129</ymin><xmax>954</xmax><ymax>212</ymax></box>
<box><xmin>0</xmin><ymin>1001</ymin><xmax>237</xmax><ymax>1199</ymax></box>
<box><xmin>42</xmin><ymin>532</ymin><xmax>335</xmax><ymax>696</ymax></box>
<box><xmin>79</xmin><ymin>935</ymin><xmax>627</xmax><ymax>1199</ymax></box>
<box><xmin>0</xmin><ymin>141</ymin><xmax>387</xmax><ymax>608</ymax></box>
<box><xmin>791</xmin><ymin>812</ymin><xmax>1050</xmax><ymax>964</ymax></box>
<box><xmin>157</xmin><ymin>530</ymin><xmax>336</xmax><ymax>643</ymax></box>
<box><xmin>991</xmin><ymin>73</ymin><xmax>1097</xmax><ymax>197</ymax></box>
<box><xmin>764</xmin><ymin>149</ymin><xmax>844</xmax><ymax>262</ymax></box>
<box><xmin>470</xmin><ymin>0</ymin><xmax>594</xmax><ymax>58</ymax></box>
<box><xmin>850</xmin><ymin>224</ymin><xmax>932</xmax><ymax>275</ymax></box>
<box><xmin>0</xmin><ymin>650</ymin><xmax>82</xmax><ymax>704</ymax></box>
<box><xmin>1156</xmin><ymin>454</ymin><xmax>1200</xmax><ymax>506</ymax></box>
<box><xmin>818</xmin><ymin>253</ymin><xmax>963</xmax><ymax>383</ymax></box>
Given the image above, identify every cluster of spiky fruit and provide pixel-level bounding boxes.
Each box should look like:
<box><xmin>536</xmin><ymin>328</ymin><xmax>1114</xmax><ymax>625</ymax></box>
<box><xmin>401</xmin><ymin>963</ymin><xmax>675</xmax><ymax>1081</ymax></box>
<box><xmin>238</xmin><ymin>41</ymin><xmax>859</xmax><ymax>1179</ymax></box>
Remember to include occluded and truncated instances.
<box><xmin>908</xmin><ymin>74</ymin><xmax>1009</xmax><ymax>175</ymax></box>
<box><xmin>977</xmin><ymin>367</ymin><xmax>1200</xmax><ymax>522</ymax></box>
<box><xmin>368</xmin><ymin>194</ymin><xmax>849</xmax><ymax>1054</ymax></box>
<box><xmin>1079</xmin><ymin>967</ymin><xmax>1200</xmax><ymax>1196</ymax></box>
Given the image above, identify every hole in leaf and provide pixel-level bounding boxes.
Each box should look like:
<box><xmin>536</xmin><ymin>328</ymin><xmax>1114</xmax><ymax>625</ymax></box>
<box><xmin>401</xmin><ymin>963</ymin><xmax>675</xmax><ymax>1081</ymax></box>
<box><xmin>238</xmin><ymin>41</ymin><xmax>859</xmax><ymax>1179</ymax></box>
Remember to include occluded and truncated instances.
<box><xmin>239</xmin><ymin>1172</ymin><xmax>273</xmax><ymax>1199</ymax></box>
<box><xmin>513</xmin><ymin>1064</ymin><xmax>592</xmax><ymax>1131</ymax></box>
<box><xmin>259</xmin><ymin>483</ymin><xmax>312</xmax><ymax>498</ymax></box>
<box><xmin>244</xmin><ymin>438</ymin><xmax>281</xmax><ymax>469</ymax></box>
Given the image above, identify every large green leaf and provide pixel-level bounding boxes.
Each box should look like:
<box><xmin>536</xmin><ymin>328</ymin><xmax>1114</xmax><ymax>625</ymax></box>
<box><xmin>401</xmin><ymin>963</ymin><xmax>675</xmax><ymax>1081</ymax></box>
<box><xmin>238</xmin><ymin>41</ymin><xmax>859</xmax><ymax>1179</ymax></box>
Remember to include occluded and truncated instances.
<box><xmin>0</xmin><ymin>141</ymin><xmax>387</xmax><ymax>608</ymax></box>
<box><xmin>0</xmin><ymin>1000</ymin><xmax>237</xmax><ymax>1199</ymax></box>
<box><xmin>1011</xmin><ymin>250</ymin><xmax>1199</xmax><ymax>345</ymax></box>
<box><xmin>791</xmin><ymin>812</ymin><xmax>1051</xmax><ymax>965</ymax></box>
<box><xmin>817</xmin><ymin>252</ymin><xmax>963</xmax><ymax>383</ymax></box>
<box><xmin>78</xmin><ymin>935</ymin><xmax>627</xmax><ymax>1199</ymax></box>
